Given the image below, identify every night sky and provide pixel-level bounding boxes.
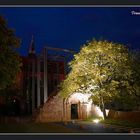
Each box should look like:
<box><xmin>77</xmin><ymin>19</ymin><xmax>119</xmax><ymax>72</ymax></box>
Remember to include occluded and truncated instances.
<box><xmin>0</xmin><ymin>7</ymin><xmax>140</xmax><ymax>56</ymax></box>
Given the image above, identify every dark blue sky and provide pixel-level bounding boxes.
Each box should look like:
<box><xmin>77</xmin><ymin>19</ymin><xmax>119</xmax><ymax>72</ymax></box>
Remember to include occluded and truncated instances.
<box><xmin>0</xmin><ymin>7</ymin><xmax>140</xmax><ymax>56</ymax></box>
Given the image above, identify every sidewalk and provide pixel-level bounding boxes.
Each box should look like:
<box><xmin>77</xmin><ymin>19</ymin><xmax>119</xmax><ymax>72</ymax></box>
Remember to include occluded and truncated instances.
<box><xmin>101</xmin><ymin>123</ymin><xmax>140</xmax><ymax>133</ymax></box>
<box><xmin>54</xmin><ymin>121</ymin><xmax>118</xmax><ymax>133</ymax></box>
<box><xmin>57</xmin><ymin>120</ymin><xmax>140</xmax><ymax>133</ymax></box>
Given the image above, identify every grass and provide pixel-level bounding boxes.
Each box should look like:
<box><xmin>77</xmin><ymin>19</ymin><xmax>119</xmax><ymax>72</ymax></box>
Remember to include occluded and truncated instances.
<box><xmin>0</xmin><ymin>122</ymin><xmax>82</xmax><ymax>133</ymax></box>
<box><xmin>100</xmin><ymin>119</ymin><xmax>140</xmax><ymax>128</ymax></box>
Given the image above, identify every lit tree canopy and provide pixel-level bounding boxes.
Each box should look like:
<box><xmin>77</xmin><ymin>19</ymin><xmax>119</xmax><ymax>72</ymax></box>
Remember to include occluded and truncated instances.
<box><xmin>127</xmin><ymin>51</ymin><xmax>140</xmax><ymax>101</ymax></box>
<box><xmin>0</xmin><ymin>16</ymin><xmax>21</xmax><ymax>89</ymax></box>
<box><xmin>59</xmin><ymin>39</ymin><xmax>139</xmax><ymax>118</ymax></box>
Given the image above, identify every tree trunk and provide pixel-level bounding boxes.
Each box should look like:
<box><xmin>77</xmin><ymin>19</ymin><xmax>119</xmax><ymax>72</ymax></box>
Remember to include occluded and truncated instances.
<box><xmin>101</xmin><ymin>96</ymin><xmax>107</xmax><ymax>119</ymax></box>
<box><xmin>98</xmin><ymin>77</ymin><xmax>107</xmax><ymax>119</ymax></box>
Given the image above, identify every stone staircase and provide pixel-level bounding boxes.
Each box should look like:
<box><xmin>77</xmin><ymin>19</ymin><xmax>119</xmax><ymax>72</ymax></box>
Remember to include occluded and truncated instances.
<box><xmin>36</xmin><ymin>95</ymin><xmax>64</xmax><ymax>122</ymax></box>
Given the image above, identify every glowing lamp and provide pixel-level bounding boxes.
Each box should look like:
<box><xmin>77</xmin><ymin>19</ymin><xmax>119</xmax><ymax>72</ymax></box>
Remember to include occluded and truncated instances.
<box><xmin>92</xmin><ymin>119</ymin><xmax>100</xmax><ymax>124</ymax></box>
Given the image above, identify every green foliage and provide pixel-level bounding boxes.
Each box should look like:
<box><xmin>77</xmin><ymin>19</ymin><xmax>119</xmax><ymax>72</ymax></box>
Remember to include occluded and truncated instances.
<box><xmin>59</xmin><ymin>39</ymin><xmax>140</xmax><ymax>112</ymax></box>
<box><xmin>0</xmin><ymin>16</ymin><xmax>21</xmax><ymax>89</ymax></box>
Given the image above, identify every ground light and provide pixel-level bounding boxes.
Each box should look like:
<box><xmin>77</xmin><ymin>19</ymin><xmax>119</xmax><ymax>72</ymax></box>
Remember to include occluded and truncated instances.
<box><xmin>92</xmin><ymin>119</ymin><xmax>100</xmax><ymax>124</ymax></box>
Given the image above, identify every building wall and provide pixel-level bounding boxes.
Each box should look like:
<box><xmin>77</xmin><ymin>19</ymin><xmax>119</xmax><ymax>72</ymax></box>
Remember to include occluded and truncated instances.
<box><xmin>10</xmin><ymin>53</ymin><xmax>65</xmax><ymax>115</ymax></box>
<box><xmin>36</xmin><ymin>95</ymin><xmax>63</xmax><ymax>122</ymax></box>
<box><xmin>36</xmin><ymin>93</ymin><xmax>103</xmax><ymax>122</ymax></box>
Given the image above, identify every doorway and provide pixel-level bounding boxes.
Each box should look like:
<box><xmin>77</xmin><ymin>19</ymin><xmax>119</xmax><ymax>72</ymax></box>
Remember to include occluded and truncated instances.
<box><xmin>71</xmin><ymin>104</ymin><xmax>78</xmax><ymax>119</ymax></box>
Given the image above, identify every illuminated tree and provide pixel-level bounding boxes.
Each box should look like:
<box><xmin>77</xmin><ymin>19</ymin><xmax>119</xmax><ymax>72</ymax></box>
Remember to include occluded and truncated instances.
<box><xmin>0</xmin><ymin>16</ymin><xmax>21</xmax><ymax>89</ymax></box>
<box><xmin>60</xmin><ymin>39</ymin><xmax>135</xmax><ymax>119</ymax></box>
<box><xmin>127</xmin><ymin>51</ymin><xmax>140</xmax><ymax>107</ymax></box>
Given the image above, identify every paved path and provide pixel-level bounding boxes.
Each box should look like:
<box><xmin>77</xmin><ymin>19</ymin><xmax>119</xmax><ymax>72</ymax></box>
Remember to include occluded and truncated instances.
<box><xmin>53</xmin><ymin>121</ymin><xmax>140</xmax><ymax>133</ymax></box>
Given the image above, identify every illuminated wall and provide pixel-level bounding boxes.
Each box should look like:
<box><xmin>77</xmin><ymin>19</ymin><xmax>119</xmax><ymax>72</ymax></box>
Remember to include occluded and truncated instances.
<box><xmin>64</xmin><ymin>92</ymin><xmax>103</xmax><ymax>120</ymax></box>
